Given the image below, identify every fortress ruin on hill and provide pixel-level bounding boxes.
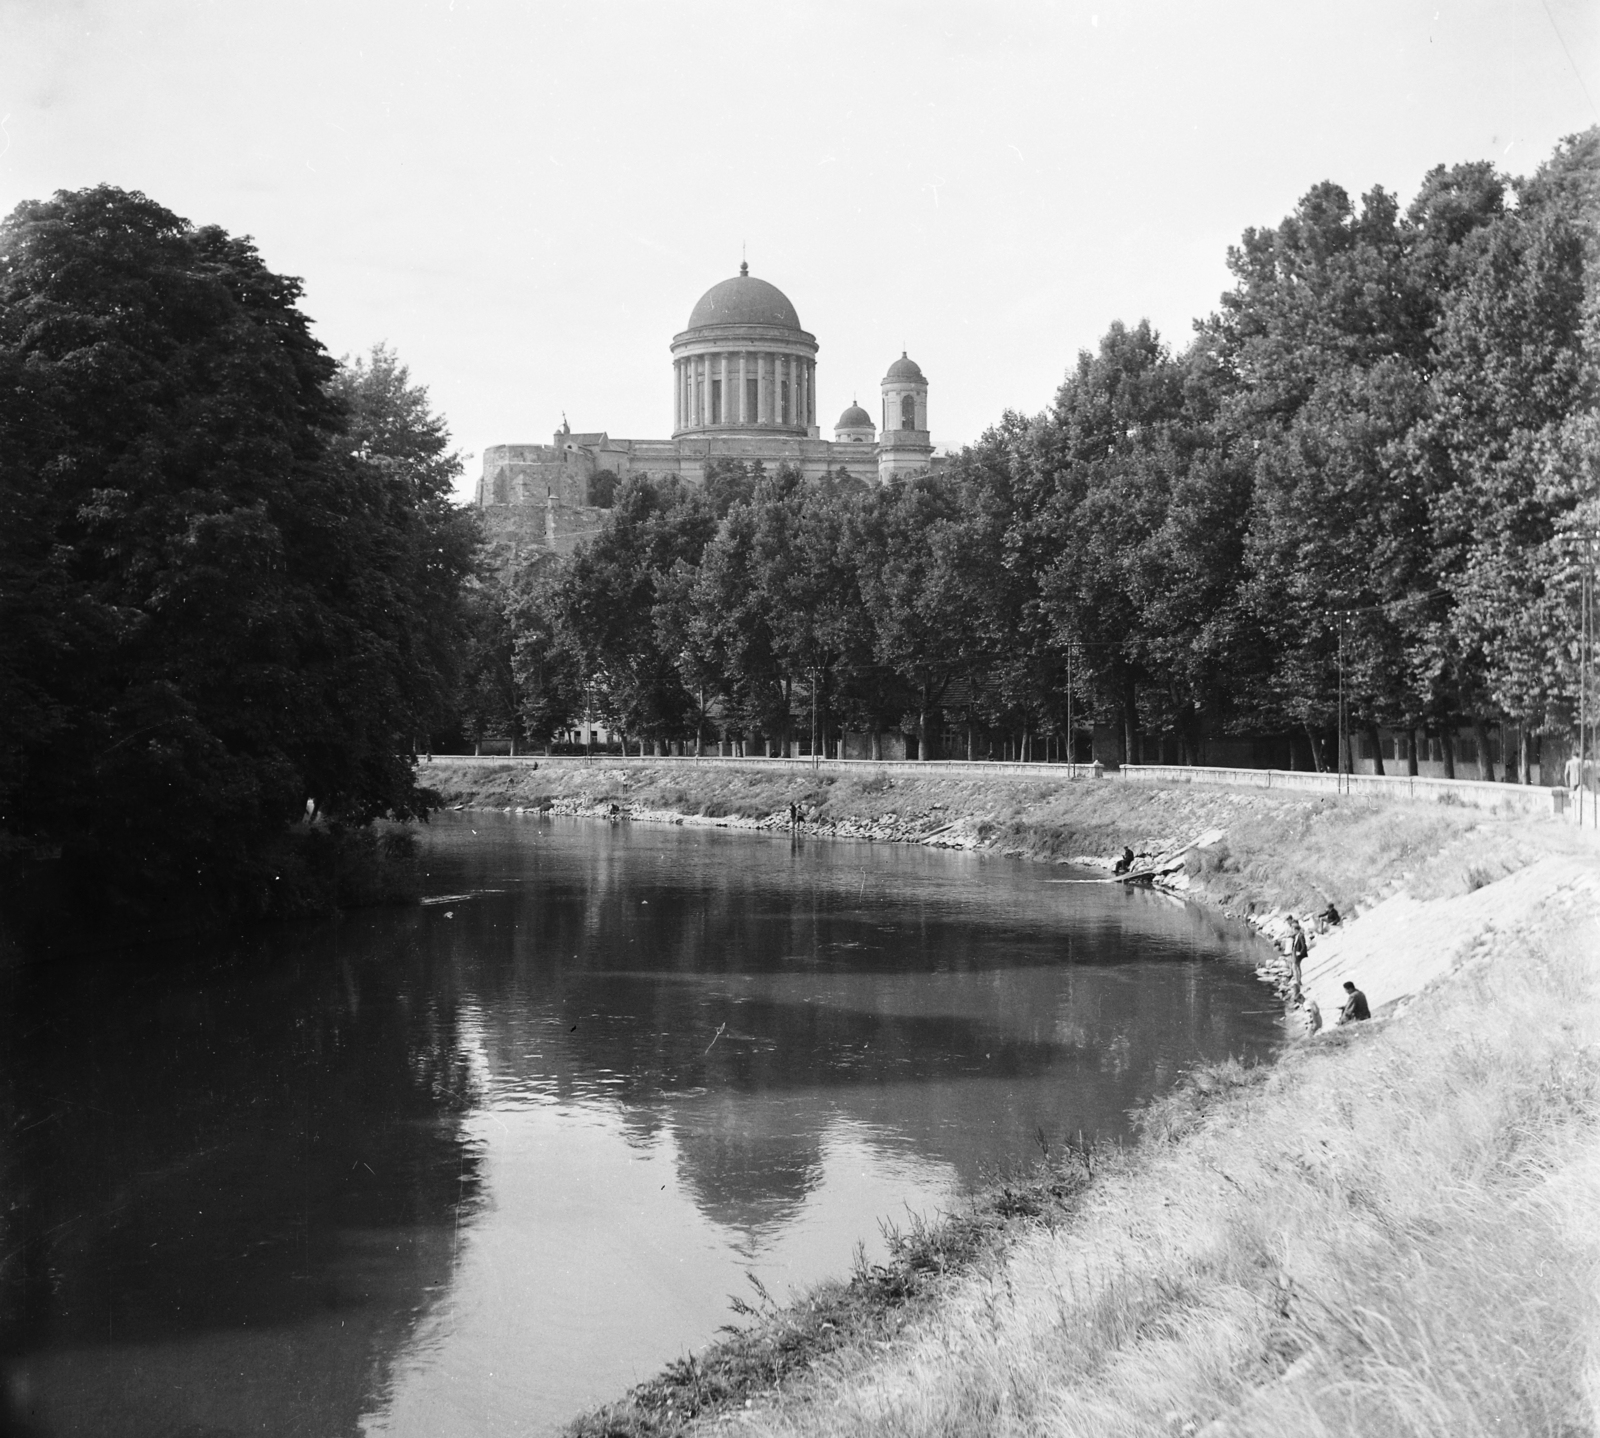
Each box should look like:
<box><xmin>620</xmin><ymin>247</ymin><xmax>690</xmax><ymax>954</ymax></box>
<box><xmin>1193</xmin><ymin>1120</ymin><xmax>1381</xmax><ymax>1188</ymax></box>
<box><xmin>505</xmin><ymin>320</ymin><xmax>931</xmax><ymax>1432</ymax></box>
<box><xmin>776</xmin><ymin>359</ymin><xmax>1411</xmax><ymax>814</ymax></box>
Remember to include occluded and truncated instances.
<box><xmin>475</xmin><ymin>264</ymin><xmax>940</xmax><ymax>562</ymax></box>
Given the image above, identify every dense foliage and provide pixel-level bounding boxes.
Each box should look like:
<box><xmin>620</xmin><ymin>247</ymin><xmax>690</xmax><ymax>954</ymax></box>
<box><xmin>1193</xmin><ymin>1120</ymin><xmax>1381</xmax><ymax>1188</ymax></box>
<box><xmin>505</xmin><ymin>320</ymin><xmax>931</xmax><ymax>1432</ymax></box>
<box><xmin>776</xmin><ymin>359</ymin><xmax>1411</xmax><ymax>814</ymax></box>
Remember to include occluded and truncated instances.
<box><xmin>0</xmin><ymin>187</ymin><xmax>477</xmax><ymax>914</ymax></box>
<box><xmin>493</xmin><ymin>131</ymin><xmax>1598</xmax><ymax>774</ymax></box>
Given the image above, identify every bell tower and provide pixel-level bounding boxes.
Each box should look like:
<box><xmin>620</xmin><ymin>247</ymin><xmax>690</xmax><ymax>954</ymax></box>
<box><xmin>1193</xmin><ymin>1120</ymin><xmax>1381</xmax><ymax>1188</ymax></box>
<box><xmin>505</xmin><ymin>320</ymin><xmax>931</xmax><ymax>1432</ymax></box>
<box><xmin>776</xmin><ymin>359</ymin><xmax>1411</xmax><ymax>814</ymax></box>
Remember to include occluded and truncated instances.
<box><xmin>878</xmin><ymin>352</ymin><xmax>933</xmax><ymax>480</ymax></box>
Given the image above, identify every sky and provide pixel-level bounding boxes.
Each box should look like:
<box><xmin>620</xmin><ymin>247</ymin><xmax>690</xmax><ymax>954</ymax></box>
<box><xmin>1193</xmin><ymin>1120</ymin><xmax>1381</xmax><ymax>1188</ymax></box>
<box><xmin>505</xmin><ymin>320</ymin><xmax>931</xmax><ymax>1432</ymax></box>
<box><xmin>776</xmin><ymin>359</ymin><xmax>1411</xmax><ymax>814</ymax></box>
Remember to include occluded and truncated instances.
<box><xmin>2</xmin><ymin>0</ymin><xmax>1597</xmax><ymax>500</ymax></box>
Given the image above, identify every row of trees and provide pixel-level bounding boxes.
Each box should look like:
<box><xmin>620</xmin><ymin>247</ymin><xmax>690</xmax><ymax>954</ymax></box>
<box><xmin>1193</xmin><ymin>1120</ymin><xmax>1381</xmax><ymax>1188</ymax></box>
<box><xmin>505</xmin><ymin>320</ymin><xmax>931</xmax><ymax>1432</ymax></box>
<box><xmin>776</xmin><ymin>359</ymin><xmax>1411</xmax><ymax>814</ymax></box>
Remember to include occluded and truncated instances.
<box><xmin>476</xmin><ymin>129</ymin><xmax>1598</xmax><ymax>777</ymax></box>
<box><xmin>0</xmin><ymin>186</ymin><xmax>478</xmax><ymax>911</ymax></box>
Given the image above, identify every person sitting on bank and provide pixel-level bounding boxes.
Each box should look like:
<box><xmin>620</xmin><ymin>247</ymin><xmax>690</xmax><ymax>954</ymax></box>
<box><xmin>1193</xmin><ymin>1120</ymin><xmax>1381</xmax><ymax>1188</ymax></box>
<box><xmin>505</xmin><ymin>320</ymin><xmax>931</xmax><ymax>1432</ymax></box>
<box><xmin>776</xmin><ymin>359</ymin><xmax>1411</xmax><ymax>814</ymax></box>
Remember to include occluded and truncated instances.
<box><xmin>1114</xmin><ymin>845</ymin><xmax>1135</xmax><ymax>876</ymax></box>
<box><xmin>1317</xmin><ymin>902</ymin><xmax>1341</xmax><ymax>930</ymax></box>
<box><xmin>1338</xmin><ymin>981</ymin><xmax>1370</xmax><ymax>1024</ymax></box>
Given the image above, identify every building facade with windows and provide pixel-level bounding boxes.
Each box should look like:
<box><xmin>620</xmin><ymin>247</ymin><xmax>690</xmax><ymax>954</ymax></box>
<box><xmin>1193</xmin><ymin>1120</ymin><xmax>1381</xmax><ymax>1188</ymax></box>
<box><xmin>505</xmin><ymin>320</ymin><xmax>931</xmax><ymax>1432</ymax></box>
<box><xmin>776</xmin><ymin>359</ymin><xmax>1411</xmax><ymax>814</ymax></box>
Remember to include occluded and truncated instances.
<box><xmin>476</xmin><ymin>264</ymin><xmax>938</xmax><ymax>560</ymax></box>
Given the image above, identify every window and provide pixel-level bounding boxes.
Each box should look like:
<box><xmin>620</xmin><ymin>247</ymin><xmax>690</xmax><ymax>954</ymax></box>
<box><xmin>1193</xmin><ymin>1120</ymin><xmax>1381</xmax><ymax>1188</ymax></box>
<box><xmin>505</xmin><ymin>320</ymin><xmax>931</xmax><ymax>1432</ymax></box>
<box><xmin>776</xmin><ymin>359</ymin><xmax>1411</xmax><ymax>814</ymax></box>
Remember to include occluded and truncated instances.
<box><xmin>781</xmin><ymin>380</ymin><xmax>789</xmax><ymax>425</ymax></box>
<box><xmin>711</xmin><ymin>379</ymin><xmax>722</xmax><ymax>425</ymax></box>
<box><xmin>901</xmin><ymin>394</ymin><xmax>916</xmax><ymax>430</ymax></box>
<box><xmin>746</xmin><ymin>377</ymin><xmax>758</xmax><ymax>421</ymax></box>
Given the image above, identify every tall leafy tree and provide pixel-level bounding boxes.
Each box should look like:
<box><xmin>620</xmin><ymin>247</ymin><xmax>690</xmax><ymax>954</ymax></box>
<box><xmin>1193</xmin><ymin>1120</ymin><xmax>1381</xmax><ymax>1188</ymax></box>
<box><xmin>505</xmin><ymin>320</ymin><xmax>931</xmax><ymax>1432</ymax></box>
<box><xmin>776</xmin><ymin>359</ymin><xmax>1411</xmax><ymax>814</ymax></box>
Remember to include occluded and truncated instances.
<box><xmin>1029</xmin><ymin>321</ymin><xmax>1189</xmax><ymax>762</ymax></box>
<box><xmin>0</xmin><ymin>186</ymin><xmax>474</xmax><ymax>909</ymax></box>
<box><xmin>329</xmin><ymin>342</ymin><xmax>481</xmax><ymax>747</ymax></box>
<box><xmin>1424</xmin><ymin>137</ymin><xmax>1598</xmax><ymax>756</ymax></box>
<box><xmin>855</xmin><ymin>470</ymin><xmax>996</xmax><ymax>759</ymax></box>
<box><xmin>553</xmin><ymin>475</ymin><xmax>715</xmax><ymax>747</ymax></box>
<box><xmin>506</xmin><ymin>557</ymin><xmax>583</xmax><ymax>748</ymax></box>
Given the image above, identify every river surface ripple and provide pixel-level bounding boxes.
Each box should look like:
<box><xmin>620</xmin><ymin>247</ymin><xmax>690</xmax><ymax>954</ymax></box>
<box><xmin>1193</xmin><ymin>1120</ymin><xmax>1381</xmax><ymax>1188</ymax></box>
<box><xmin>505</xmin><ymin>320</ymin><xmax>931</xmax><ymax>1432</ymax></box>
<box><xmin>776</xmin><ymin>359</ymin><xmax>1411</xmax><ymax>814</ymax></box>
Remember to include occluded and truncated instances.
<box><xmin>1</xmin><ymin>813</ymin><xmax>1282</xmax><ymax>1436</ymax></box>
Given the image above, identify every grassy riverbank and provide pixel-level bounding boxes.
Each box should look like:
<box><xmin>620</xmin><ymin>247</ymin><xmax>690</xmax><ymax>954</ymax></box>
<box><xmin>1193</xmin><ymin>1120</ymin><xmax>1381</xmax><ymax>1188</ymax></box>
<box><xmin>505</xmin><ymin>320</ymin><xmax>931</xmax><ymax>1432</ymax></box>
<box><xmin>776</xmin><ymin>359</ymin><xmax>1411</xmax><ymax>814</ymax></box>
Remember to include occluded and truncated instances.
<box><xmin>423</xmin><ymin>759</ymin><xmax>1600</xmax><ymax>1436</ymax></box>
<box><xmin>705</xmin><ymin>854</ymin><xmax>1600</xmax><ymax>1438</ymax></box>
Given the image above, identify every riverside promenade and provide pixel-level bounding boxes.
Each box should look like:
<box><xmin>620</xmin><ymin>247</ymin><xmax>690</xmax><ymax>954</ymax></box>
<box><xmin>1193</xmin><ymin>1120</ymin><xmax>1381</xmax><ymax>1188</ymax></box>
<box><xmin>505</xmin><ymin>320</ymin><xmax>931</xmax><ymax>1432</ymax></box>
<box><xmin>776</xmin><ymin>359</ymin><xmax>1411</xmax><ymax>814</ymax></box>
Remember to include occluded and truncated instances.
<box><xmin>433</xmin><ymin>752</ymin><xmax>1564</xmax><ymax>818</ymax></box>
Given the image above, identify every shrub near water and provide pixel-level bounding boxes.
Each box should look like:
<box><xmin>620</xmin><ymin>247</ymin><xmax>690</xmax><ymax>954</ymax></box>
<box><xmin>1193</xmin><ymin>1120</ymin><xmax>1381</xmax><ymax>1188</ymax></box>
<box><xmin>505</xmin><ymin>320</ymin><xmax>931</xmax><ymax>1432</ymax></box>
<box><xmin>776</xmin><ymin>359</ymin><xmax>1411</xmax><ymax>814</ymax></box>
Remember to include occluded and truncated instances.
<box><xmin>246</xmin><ymin>823</ymin><xmax>422</xmax><ymax>919</ymax></box>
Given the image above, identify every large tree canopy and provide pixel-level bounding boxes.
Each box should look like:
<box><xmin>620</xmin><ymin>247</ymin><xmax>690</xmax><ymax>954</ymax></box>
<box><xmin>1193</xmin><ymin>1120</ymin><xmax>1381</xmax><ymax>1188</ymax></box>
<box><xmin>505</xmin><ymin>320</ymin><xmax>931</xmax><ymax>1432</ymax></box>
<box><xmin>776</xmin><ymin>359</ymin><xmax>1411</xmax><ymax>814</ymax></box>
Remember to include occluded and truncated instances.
<box><xmin>0</xmin><ymin>186</ymin><xmax>476</xmax><ymax>911</ymax></box>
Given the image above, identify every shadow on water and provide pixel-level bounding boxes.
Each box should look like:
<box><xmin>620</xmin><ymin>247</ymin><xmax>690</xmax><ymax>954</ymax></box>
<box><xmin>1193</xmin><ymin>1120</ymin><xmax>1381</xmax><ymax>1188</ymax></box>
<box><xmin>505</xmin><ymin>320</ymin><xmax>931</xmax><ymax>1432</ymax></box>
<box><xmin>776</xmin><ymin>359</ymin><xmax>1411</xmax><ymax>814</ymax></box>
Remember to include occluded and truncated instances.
<box><xmin>0</xmin><ymin>813</ymin><xmax>1282</xmax><ymax>1437</ymax></box>
<box><xmin>0</xmin><ymin>923</ymin><xmax>487</xmax><ymax>1436</ymax></box>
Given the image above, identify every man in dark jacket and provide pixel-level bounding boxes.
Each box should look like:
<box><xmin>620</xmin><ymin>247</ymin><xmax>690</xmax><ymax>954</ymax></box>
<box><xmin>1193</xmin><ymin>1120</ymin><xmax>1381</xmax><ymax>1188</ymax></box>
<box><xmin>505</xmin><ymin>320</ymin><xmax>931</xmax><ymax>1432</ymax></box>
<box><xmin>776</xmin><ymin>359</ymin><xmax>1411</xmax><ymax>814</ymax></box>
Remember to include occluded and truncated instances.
<box><xmin>1287</xmin><ymin>916</ymin><xmax>1309</xmax><ymax>992</ymax></box>
<box><xmin>1338</xmin><ymin>981</ymin><xmax>1370</xmax><ymax>1024</ymax></box>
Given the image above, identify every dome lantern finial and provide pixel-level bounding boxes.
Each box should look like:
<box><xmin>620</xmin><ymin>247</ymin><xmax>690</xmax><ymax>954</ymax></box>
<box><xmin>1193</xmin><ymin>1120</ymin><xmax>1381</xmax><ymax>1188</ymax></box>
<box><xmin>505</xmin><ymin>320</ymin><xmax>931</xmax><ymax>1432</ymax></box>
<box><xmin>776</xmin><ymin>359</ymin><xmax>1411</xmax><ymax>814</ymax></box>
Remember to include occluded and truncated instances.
<box><xmin>739</xmin><ymin>259</ymin><xmax>748</xmax><ymax>277</ymax></box>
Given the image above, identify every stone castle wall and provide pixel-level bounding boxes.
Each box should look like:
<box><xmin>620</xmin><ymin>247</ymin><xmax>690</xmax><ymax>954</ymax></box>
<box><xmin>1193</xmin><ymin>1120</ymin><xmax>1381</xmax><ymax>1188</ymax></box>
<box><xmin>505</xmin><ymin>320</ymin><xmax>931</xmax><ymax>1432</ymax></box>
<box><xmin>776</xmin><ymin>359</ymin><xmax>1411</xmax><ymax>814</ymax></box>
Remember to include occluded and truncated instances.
<box><xmin>477</xmin><ymin>431</ymin><xmax>887</xmax><ymax>560</ymax></box>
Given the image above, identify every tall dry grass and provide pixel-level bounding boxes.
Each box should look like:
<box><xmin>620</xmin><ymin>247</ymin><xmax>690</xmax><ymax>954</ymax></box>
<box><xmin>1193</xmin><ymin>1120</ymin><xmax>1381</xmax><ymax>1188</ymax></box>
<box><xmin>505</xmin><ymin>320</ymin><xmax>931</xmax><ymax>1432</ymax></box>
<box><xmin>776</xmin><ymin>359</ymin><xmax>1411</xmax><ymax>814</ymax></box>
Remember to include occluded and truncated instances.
<box><xmin>725</xmin><ymin>859</ymin><xmax>1600</xmax><ymax>1438</ymax></box>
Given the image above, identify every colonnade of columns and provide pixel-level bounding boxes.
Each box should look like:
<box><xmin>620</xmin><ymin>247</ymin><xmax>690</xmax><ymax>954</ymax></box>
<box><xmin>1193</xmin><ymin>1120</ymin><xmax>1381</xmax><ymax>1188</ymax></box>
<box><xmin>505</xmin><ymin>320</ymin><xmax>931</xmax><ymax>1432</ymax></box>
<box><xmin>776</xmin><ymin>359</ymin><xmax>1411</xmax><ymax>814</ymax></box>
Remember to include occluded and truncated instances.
<box><xmin>673</xmin><ymin>351</ymin><xmax>816</xmax><ymax>433</ymax></box>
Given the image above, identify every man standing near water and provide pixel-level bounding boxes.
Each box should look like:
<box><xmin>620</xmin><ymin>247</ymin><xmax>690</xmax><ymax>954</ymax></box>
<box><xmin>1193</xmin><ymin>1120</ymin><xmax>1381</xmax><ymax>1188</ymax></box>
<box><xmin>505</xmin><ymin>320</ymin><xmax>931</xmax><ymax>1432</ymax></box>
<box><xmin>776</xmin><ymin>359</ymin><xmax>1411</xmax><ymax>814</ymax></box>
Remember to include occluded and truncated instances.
<box><xmin>1287</xmin><ymin>916</ymin><xmax>1308</xmax><ymax>994</ymax></box>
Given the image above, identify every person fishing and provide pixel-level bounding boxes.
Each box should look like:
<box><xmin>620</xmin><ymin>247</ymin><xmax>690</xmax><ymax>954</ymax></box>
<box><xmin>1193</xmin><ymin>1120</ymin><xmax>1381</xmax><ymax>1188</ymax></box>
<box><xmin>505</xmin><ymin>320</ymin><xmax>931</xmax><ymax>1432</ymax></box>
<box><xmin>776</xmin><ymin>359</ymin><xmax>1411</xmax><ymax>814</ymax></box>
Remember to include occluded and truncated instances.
<box><xmin>1286</xmin><ymin>915</ymin><xmax>1309</xmax><ymax>993</ymax></box>
<box><xmin>1113</xmin><ymin>845</ymin><xmax>1135</xmax><ymax>876</ymax></box>
<box><xmin>1338</xmin><ymin>981</ymin><xmax>1370</xmax><ymax>1024</ymax></box>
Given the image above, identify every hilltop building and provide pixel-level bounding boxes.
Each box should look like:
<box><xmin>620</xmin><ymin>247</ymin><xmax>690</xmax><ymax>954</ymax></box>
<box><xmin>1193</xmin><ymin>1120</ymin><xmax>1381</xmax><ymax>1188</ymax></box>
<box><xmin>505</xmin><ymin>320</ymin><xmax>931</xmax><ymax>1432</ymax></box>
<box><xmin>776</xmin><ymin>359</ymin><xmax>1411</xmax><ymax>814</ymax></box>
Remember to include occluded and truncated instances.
<box><xmin>476</xmin><ymin>264</ymin><xmax>938</xmax><ymax>558</ymax></box>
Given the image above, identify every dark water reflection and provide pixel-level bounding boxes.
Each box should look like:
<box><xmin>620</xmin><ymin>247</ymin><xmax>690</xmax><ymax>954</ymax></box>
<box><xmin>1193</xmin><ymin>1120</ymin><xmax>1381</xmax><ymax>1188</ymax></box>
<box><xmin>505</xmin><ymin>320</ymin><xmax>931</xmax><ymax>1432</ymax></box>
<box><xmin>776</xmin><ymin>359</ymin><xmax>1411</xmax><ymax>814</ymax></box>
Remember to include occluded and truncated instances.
<box><xmin>1</xmin><ymin>813</ymin><xmax>1281</xmax><ymax>1436</ymax></box>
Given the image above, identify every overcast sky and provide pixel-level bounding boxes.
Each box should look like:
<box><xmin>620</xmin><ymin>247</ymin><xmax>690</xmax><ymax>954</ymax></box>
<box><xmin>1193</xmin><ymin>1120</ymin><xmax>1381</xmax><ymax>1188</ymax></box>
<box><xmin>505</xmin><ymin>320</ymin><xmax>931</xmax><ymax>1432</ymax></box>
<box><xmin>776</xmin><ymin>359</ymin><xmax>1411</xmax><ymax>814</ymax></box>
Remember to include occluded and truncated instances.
<box><xmin>3</xmin><ymin>0</ymin><xmax>1597</xmax><ymax>498</ymax></box>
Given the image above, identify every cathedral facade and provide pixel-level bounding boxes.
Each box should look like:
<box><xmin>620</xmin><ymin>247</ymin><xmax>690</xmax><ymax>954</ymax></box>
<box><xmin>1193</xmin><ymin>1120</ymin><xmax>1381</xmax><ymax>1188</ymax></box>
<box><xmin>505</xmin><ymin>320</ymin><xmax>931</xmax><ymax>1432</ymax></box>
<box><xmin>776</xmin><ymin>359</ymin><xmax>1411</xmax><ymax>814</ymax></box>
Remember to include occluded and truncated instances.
<box><xmin>475</xmin><ymin>264</ymin><xmax>936</xmax><ymax>557</ymax></box>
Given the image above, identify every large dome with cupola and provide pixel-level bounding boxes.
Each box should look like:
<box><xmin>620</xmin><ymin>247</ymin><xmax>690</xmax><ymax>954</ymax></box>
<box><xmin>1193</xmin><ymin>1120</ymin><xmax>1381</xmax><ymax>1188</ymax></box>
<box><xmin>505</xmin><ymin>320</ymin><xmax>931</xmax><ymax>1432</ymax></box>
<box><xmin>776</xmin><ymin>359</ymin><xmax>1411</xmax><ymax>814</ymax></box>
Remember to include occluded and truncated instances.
<box><xmin>686</xmin><ymin>265</ymin><xmax>804</xmax><ymax>332</ymax></box>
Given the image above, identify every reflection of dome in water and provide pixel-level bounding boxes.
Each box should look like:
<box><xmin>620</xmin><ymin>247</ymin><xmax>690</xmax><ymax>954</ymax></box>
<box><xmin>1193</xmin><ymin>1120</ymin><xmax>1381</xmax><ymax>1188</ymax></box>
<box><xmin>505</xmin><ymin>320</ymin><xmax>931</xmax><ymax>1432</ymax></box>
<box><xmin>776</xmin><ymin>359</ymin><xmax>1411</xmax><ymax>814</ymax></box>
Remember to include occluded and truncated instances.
<box><xmin>671</xmin><ymin>1114</ymin><xmax>823</xmax><ymax>1242</ymax></box>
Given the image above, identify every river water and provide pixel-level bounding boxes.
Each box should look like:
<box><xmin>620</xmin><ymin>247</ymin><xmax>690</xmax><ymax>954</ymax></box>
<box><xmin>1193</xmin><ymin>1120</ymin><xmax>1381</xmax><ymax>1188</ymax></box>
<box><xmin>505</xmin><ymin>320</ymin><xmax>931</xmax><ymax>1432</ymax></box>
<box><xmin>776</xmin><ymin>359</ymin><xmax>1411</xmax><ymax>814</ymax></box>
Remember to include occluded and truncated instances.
<box><xmin>1</xmin><ymin>813</ymin><xmax>1281</xmax><ymax>1436</ymax></box>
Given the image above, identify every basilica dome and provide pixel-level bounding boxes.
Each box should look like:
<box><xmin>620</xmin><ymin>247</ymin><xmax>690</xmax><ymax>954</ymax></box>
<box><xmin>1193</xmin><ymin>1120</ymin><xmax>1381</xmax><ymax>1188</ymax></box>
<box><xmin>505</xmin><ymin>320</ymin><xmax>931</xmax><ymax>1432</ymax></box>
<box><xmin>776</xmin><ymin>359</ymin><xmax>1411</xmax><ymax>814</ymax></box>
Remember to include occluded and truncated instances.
<box><xmin>883</xmin><ymin>352</ymin><xmax>925</xmax><ymax>382</ymax></box>
<box><xmin>836</xmin><ymin>402</ymin><xmax>873</xmax><ymax>429</ymax></box>
<box><xmin>673</xmin><ymin>263</ymin><xmax>817</xmax><ymax>439</ymax></box>
<box><xmin>687</xmin><ymin>264</ymin><xmax>803</xmax><ymax>331</ymax></box>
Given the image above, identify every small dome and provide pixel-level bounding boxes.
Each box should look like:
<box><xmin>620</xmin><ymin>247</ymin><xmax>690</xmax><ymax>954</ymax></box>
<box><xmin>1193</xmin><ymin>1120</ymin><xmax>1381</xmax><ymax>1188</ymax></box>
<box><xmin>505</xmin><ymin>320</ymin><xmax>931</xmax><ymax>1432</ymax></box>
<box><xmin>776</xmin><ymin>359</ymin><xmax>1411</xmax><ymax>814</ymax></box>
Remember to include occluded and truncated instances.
<box><xmin>836</xmin><ymin>402</ymin><xmax>873</xmax><ymax>430</ymax></box>
<box><xmin>883</xmin><ymin>351</ymin><xmax>925</xmax><ymax>382</ymax></box>
<box><xmin>687</xmin><ymin>264</ymin><xmax>802</xmax><ymax>331</ymax></box>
